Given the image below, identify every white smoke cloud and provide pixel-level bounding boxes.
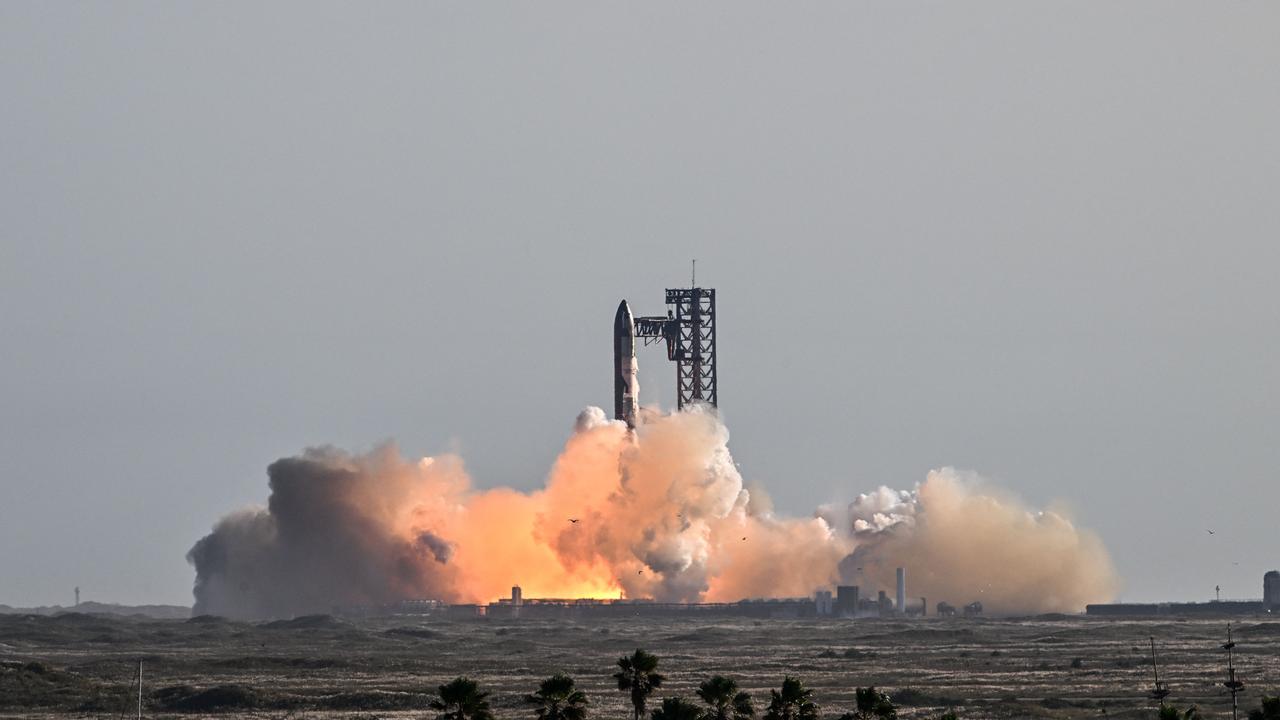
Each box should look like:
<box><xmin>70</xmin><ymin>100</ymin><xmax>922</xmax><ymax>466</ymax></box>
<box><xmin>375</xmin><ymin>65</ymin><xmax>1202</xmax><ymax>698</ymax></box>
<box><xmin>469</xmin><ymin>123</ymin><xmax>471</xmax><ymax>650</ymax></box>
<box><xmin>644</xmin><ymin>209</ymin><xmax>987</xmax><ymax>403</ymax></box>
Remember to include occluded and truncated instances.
<box><xmin>836</xmin><ymin>468</ymin><xmax>1119</xmax><ymax>614</ymax></box>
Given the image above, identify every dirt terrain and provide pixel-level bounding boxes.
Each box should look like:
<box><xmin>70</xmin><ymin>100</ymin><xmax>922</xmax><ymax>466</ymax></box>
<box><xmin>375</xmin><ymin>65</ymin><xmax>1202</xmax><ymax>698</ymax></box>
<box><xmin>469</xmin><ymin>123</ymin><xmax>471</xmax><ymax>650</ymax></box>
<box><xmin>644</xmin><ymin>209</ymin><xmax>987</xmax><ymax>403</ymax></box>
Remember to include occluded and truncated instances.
<box><xmin>2</xmin><ymin>612</ymin><xmax>1277</xmax><ymax>719</ymax></box>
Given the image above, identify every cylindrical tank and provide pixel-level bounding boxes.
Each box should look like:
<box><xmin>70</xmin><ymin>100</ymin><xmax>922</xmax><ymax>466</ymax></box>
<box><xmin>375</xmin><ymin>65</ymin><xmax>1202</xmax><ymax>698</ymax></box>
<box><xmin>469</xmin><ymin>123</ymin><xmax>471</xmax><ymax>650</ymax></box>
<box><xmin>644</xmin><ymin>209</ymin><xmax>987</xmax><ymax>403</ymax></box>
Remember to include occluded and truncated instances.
<box><xmin>1264</xmin><ymin>571</ymin><xmax>1280</xmax><ymax>609</ymax></box>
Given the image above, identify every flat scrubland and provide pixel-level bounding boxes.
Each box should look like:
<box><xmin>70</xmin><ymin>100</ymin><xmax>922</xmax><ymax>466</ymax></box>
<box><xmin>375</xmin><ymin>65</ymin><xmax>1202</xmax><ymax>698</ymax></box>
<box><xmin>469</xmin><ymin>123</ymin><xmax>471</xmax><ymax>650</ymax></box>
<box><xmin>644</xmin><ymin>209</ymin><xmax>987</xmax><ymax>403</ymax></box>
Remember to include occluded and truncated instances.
<box><xmin>2</xmin><ymin>612</ymin><xmax>1278</xmax><ymax>719</ymax></box>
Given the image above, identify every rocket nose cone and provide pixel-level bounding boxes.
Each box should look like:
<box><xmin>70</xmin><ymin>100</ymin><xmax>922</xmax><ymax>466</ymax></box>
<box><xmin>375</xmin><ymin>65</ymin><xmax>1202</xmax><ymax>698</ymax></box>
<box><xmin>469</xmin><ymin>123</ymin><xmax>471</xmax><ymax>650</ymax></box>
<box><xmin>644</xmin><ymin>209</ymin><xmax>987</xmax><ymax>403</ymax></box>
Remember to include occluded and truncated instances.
<box><xmin>615</xmin><ymin>300</ymin><xmax>633</xmax><ymax>324</ymax></box>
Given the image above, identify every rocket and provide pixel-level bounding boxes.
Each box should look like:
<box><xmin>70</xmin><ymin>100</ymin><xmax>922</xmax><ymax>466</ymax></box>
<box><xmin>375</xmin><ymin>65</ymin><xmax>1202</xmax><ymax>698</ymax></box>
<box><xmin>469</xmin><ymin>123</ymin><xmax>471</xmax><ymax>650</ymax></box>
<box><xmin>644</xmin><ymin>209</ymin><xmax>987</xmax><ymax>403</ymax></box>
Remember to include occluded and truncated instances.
<box><xmin>614</xmin><ymin>300</ymin><xmax>640</xmax><ymax>429</ymax></box>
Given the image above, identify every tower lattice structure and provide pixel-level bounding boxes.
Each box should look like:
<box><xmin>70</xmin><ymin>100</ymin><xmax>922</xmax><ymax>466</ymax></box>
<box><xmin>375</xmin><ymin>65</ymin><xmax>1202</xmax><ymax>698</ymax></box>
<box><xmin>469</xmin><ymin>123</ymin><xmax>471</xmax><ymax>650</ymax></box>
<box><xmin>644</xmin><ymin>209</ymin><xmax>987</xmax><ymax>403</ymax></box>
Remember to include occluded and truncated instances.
<box><xmin>634</xmin><ymin>287</ymin><xmax>717</xmax><ymax>410</ymax></box>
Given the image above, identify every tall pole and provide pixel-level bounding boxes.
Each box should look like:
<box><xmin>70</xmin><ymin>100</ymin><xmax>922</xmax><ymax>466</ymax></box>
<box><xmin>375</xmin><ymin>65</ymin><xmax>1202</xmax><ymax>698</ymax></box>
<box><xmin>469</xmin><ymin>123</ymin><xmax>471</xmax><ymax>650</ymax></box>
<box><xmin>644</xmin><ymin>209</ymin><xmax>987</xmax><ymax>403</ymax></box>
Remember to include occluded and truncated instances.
<box><xmin>1224</xmin><ymin>623</ymin><xmax>1244</xmax><ymax>720</ymax></box>
<box><xmin>1149</xmin><ymin>636</ymin><xmax>1170</xmax><ymax>707</ymax></box>
<box><xmin>1152</xmin><ymin>635</ymin><xmax>1162</xmax><ymax>686</ymax></box>
<box><xmin>137</xmin><ymin>659</ymin><xmax>142</xmax><ymax>720</ymax></box>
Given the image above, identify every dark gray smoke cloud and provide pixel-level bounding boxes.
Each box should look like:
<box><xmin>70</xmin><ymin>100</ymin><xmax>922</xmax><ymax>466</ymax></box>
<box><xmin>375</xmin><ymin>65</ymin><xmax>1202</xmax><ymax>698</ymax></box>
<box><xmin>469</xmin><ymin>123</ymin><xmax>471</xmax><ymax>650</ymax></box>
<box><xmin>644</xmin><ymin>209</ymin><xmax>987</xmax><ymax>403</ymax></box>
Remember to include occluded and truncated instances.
<box><xmin>187</xmin><ymin>445</ymin><xmax>459</xmax><ymax>619</ymax></box>
<box><xmin>416</xmin><ymin>531</ymin><xmax>454</xmax><ymax>564</ymax></box>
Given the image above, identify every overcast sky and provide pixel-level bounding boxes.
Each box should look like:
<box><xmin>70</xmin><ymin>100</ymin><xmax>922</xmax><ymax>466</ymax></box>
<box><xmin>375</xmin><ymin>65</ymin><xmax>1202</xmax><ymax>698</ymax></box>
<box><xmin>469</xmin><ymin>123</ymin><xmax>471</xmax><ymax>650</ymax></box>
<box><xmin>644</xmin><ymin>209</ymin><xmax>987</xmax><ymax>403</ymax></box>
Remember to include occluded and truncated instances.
<box><xmin>2</xmin><ymin>2</ymin><xmax>1277</xmax><ymax>608</ymax></box>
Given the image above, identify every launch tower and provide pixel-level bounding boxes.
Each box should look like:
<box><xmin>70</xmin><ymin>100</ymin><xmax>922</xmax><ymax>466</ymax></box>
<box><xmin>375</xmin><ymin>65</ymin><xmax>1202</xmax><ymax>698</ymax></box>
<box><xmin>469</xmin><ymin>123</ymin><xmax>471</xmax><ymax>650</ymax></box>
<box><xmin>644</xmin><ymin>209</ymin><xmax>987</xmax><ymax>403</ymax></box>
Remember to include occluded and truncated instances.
<box><xmin>634</xmin><ymin>286</ymin><xmax>717</xmax><ymax>409</ymax></box>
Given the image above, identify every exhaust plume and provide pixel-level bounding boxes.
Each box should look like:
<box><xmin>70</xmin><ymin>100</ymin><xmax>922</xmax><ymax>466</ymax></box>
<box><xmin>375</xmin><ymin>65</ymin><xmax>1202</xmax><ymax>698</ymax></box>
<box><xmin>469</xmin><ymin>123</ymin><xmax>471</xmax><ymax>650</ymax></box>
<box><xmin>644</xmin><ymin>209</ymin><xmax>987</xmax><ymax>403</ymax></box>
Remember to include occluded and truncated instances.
<box><xmin>189</xmin><ymin>408</ymin><xmax>1117</xmax><ymax>619</ymax></box>
<box><xmin>826</xmin><ymin>469</ymin><xmax>1119</xmax><ymax>614</ymax></box>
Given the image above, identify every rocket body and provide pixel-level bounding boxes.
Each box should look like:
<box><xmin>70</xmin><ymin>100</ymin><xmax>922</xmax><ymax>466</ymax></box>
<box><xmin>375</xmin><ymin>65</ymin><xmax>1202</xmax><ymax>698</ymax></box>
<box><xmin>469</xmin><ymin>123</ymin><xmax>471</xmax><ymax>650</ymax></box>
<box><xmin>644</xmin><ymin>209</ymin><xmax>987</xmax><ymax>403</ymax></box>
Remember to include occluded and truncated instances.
<box><xmin>614</xmin><ymin>300</ymin><xmax>640</xmax><ymax>429</ymax></box>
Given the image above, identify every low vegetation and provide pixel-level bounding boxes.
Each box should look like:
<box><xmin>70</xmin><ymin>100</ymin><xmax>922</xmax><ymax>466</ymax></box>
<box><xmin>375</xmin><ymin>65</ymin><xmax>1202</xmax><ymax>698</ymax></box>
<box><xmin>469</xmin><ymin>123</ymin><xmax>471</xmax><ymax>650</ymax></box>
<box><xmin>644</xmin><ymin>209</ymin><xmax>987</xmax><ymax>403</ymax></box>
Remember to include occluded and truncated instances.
<box><xmin>4</xmin><ymin>613</ymin><xmax>1278</xmax><ymax>718</ymax></box>
<box><xmin>1252</xmin><ymin>695</ymin><xmax>1280</xmax><ymax>720</ymax></box>
<box><xmin>0</xmin><ymin>661</ymin><xmax>122</xmax><ymax>709</ymax></box>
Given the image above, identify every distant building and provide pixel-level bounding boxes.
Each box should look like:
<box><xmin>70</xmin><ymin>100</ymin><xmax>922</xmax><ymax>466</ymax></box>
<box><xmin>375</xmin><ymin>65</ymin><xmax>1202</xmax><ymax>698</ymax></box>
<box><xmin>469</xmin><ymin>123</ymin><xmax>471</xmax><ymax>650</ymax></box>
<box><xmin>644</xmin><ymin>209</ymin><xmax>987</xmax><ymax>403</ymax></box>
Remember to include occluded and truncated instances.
<box><xmin>936</xmin><ymin>601</ymin><xmax>956</xmax><ymax>617</ymax></box>
<box><xmin>1086</xmin><ymin>571</ymin><xmax>1279</xmax><ymax>617</ymax></box>
<box><xmin>814</xmin><ymin>590</ymin><xmax>833</xmax><ymax>616</ymax></box>
<box><xmin>392</xmin><ymin>599</ymin><xmax>444</xmax><ymax>614</ymax></box>
<box><xmin>1086</xmin><ymin>601</ymin><xmax>1266</xmax><ymax>616</ymax></box>
<box><xmin>1086</xmin><ymin>603</ymin><xmax>1161</xmax><ymax>616</ymax></box>
<box><xmin>835</xmin><ymin>586</ymin><xmax>859</xmax><ymax>616</ymax></box>
<box><xmin>1265</xmin><ymin>571</ymin><xmax>1280</xmax><ymax>610</ymax></box>
<box><xmin>909</xmin><ymin>597</ymin><xmax>926</xmax><ymax>617</ymax></box>
<box><xmin>964</xmin><ymin>601</ymin><xmax>983</xmax><ymax>617</ymax></box>
<box><xmin>895</xmin><ymin>568</ymin><xmax>906</xmax><ymax>614</ymax></box>
<box><xmin>447</xmin><ymin>603</ymin><xmax>485</xmax><ymax>619</ymax></box>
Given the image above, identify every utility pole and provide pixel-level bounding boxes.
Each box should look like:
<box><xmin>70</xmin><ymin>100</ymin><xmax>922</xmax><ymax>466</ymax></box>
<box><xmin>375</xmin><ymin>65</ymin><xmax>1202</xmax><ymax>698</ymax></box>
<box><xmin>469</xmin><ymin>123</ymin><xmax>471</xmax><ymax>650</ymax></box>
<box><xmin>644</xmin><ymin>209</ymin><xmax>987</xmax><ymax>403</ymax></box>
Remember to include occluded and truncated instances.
<box><xmin>1148</xmin><ymin>637</ymin><xmax>1170</xmax><ymax>708</ymax></box>
<box><xmin>1223</xmin><ymin>624</ymin><xmax>1245</xmax><ymax>720</ymax></box>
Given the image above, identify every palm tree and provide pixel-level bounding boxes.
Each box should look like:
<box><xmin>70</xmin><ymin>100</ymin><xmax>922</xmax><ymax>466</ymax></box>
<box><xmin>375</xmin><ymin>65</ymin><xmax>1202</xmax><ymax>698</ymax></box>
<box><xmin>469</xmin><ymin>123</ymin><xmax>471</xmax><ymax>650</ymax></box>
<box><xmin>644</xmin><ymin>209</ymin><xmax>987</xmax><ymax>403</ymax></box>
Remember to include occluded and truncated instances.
<box><xmin>697</xmin><ymin>675</ymin><xmax>754</xmax><ymax>720</ymax></box>
<box><xmin>763</xmin><ymin>677</ymin><xmax>818</xmax><ymax>720</ymax></box>
<box><xmin>1158</xmin><ymin>705</ymin><xmax>1201</xmax><ymax>720</ymax></box>
<box><xmin>615</xmin><ymin>649</ymin><xmax>665</xmax><ymax>720</ymax></box>
<box><xmin>430</xmin><ymin>677</ymin><xmax>494</xmax><ymax>720</ymax></box>
<box><xmin>651</xmin><ymin>697</ymin><xmax>704</xmax><ymax>720</ymax></box>
<box><xmin>850</xmin><ymin>687</ymin><xmax>895</xmax><ymax>720</ymax></box>
<box><xmin>526</xmin><ymin>673</ymin><xmax>589</xmax><ymax>720</ymax></box>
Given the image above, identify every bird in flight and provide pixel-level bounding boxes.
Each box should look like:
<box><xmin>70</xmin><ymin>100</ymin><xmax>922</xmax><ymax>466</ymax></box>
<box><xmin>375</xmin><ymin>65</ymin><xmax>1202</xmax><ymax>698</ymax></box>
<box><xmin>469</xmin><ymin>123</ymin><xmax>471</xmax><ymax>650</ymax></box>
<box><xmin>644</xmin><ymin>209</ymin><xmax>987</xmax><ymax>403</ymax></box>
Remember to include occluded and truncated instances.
<box><xmin>568</xmin><ymin>518</ymin><xmax>579</xmax><ymax>524</ymax></box>
<box><xmin>637</xmin><ymin>570</ymin><xmax>644</xmax><ymax>575</ymax></box>
<box><xmin>741</xmin><ymin>536</ymin><xmax>747</xmax><ymax>541</ymax></box>
<box><xmin>1207</xmin><ymin>529</ymin><xmax>1215</xmax><ymax>535</ymax></box>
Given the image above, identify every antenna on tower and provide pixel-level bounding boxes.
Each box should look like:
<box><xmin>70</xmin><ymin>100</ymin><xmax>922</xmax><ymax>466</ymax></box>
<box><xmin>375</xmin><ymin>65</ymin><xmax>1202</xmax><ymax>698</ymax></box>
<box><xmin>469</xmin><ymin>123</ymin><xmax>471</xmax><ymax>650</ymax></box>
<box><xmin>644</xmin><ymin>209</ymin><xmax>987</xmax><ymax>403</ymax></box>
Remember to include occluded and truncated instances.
<box><xmin>691</xmin><ymin>259</ymin><xmax>696</xmax><ymax>287</ymax></box>
<box><xmin>1223</xmin><ymin>623</ymin><xmax>1245</xmax><ymax>720</ymax></box>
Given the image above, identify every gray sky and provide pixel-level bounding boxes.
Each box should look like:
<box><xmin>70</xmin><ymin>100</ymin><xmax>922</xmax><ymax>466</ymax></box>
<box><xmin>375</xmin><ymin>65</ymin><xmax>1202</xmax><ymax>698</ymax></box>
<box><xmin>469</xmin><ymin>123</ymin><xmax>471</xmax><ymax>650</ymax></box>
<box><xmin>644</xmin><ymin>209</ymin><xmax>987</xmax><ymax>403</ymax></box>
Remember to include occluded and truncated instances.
<box><xmin>2</xmin><ymin>2</ymin><xmax>1277</xmax><ymax>607</ymax></box>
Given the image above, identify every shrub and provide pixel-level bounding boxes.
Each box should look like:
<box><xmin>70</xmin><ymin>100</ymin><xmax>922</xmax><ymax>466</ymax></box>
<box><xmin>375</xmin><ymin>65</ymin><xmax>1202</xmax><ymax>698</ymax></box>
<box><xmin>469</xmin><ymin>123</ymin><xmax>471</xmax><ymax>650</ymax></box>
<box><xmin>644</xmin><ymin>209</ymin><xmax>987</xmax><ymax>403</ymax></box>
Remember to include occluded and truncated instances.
<box><xmin>151</xmin><ymin>684</ymin><xmax>263</xmax><ymax>711</ymax></box>
<box><xmin>1250</xmin><ymin>695</ymin><xmax>1280</xmax><ymax>720</ymax></box>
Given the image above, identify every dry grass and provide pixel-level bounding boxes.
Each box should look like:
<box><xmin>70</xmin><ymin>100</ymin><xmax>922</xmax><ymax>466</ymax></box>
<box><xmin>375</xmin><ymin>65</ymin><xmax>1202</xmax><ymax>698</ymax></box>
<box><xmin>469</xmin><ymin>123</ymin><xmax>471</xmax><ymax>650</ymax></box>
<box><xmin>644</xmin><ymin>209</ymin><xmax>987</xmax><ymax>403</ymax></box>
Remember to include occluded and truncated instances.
<box><xmin>1</xmin><ymin>612</ymin><xmax>1277</xmax><ymax>719</ymax></box>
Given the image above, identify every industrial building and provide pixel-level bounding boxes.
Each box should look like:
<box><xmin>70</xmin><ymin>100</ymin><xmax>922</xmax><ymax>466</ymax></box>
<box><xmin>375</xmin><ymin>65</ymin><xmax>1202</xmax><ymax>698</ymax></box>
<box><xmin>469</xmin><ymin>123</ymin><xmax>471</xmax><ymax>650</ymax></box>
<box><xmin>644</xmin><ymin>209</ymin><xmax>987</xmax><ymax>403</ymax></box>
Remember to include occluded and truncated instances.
<box><xmin>416</xmin><ymin>571</ymin><xmax>1280</xmax><ymax>622</ymax></box>
<box><xmin>337</xmin><ymin>564</ymin><xmax>1008</xmax><ymax>622</ymax></box>
<box><xmin>1086</xmin><ymin>571</ymin><xmax>1280</xmax><ymax>617</ymax></box>
<box><xmin>456</xmin><ymin>588</ymin><xmax>823</xmax><ymax>620</ymax></box>
<box><xmin>835</xmin><ymin>585</ymin><xmax>859</xmax><ymax>616</ymax></box>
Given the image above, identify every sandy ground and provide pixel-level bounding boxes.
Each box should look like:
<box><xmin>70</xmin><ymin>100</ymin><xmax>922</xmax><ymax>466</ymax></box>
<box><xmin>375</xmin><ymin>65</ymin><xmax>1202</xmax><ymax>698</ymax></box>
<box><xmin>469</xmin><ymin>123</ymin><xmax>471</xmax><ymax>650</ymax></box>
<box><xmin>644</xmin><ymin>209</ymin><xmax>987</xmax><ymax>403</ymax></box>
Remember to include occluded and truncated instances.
<box><xmin>2</xmin><ymin>612</ymin><xmax>1278</xmax><ymax>719</ymax></box>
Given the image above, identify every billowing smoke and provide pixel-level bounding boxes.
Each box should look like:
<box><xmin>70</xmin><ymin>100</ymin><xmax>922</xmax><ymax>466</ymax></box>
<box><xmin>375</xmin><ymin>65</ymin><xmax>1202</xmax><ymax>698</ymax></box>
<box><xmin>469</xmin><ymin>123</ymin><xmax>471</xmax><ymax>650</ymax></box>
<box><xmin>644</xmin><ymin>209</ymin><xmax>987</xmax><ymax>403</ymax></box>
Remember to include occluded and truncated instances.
<box><xmin>824</xmin><ymin>469</ymin><xmax>1119</xmax><ymax>615</ymax></box>
<box><xmin>187</xmin><ymin>448</ymin><xmax>468</xmax><ymax>619</ymax></box>
<box><xmin>188</xmin><ymin>407</ymin><xmax>1117</xmax><ymax>619</ymax></box>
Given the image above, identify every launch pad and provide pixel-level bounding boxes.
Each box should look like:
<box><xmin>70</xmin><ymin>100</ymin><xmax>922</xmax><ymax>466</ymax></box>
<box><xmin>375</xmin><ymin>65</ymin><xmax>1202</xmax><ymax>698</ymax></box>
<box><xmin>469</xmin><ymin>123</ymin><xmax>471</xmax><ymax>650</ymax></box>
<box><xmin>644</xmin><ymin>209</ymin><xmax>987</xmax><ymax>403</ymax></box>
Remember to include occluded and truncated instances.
<box><xmin>614</xmin><ymin>282</ymin><xmax>718</xmax><ymax>427</ymax></box>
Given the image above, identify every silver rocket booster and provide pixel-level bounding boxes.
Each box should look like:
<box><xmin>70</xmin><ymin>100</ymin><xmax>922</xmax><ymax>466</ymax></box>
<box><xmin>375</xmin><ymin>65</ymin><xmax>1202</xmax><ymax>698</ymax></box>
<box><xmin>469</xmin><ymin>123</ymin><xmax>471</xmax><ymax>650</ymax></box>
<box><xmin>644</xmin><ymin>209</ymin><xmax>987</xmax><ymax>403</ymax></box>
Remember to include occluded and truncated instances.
<box><xmin>614</xmin><ymin>300</ymin><xmax>640</xmax><ymax>429</ymax></box>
